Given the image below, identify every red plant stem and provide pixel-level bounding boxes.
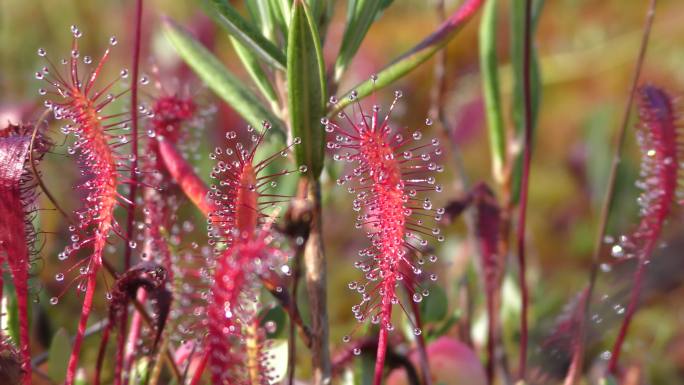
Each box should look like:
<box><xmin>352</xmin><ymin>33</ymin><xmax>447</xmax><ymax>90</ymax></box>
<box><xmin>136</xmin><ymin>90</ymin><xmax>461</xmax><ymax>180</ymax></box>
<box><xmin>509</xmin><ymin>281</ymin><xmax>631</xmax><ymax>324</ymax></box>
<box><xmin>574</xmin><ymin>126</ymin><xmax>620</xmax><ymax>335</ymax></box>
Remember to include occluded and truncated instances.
<box><xmin>566</xmin><ymin>2</ymin><xmax>657</xmax><ymax>383</ymax></box>
<box><xmin>409</xmin><ymin>299</ymin><xmax>432</xmax><ymax>385</ymax></box>
<box><xmin>158</xmin><ymin>139</ymin><xmax>216</xmax><ymax>216</ymax></box>
<box><xmin>95</xmin><ymin>322</ymin><xmax>112</xmax><ymax>385</ymax></box>
<box><xmin>124</xmin><ymin>0</ymin><xmax>143</xmax><ymax>270</ymax></box>
<box><xmin>608</xmin><ymin>258</ymin><xmax>647</xmax><ymax>373</ymax></box>
<box><xmin>373</xmin><ymin>303</ymin><xmax>392</xmax><ymax>385</ymax></box>
<box><xmin>119</xmin><ymin>2</ymin><xmax>143</xmax><ymax>384</ymax></box>
<box><xmin>66</xmin><ymin>272</ymin><xmax>99</xmax><ymax>385</ymax></box>
<box><xmin>188</xmin><ymin>350</ymin><xmax>209</xmax><ymax>385</ymax></box>
<box><xmin>516</xmin><ymin>0</ymin><xmax>533</xmax><ymax>379</ymax></box>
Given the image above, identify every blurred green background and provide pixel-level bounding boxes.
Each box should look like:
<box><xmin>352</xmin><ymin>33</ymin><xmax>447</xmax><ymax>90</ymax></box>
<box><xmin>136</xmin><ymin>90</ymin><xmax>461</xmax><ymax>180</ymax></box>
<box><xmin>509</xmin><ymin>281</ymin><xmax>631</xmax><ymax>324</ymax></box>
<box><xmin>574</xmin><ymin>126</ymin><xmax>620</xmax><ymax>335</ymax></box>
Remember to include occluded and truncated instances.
<box><xmin>2</xmin><ymin>0</ymin><xmax>684</xmax><ymax>384</ymax></box>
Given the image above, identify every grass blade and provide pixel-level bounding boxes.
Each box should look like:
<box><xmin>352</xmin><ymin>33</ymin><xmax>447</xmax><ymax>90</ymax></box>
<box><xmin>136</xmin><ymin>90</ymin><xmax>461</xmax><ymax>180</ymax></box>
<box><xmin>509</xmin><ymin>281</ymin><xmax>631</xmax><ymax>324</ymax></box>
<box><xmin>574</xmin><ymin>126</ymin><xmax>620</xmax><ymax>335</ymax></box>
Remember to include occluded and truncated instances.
<box><xmin>479</xmin><ymin>0</ymin><xmax>506</xmax><ymax>183</ymax></box>
<box><xmin>332</xmin><ymin>0</ymin><xmax>389</xmax><ymax>81</ymax></box>
<box><xmin>163</xmin><ymin>17</ymin><xmax>285</xmax><ymax>135</ymax></box>
<box><xmin>210</xmin><ymin>0</ymin><xmax>286</xmax><ymax>70</ymax></box>
<box><xmin>332</xmin><ymin>0</ymin><xmax>484</xmax><ymax>114</ymax></box>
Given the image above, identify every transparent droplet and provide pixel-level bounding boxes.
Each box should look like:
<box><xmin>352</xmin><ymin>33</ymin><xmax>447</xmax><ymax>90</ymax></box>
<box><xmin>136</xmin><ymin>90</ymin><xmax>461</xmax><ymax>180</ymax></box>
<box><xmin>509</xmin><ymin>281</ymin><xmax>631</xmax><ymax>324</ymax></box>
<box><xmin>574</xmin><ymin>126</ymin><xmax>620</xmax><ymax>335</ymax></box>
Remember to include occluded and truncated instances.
<box><xmin>413</xmin><ymin>328</ymin><xmax>422</xmax><ymax>336</ymax></box>
<box><xmin>37</xmin><ymin>48</ymin><xmax>46</xmax><ymax>57</ymax></box>
<box><xmin>342</xmin><ymin>335</ymin><xmax>351</xmax><ymax>343</ymax></box>
<box><xmin>425</xmin><ymin>118</ymin><xmax>433</xmax><ymax>126</ymax></box>
<box><xmin>50</xmin><ymin>297</ymin><xmax>59</xmax><ymax>305</ymax></box>
<box><xmin>109</xmin><ymin>36</ymin><xmax>118</xmax><ymax>46</ymax></box>
<box><xmin>298</xmin><ymin>165</ymin><xmax>308</xmax><ymax>173</ymax></box>
<box><xmin>55</xmin><ymin>273</ymin><xmax>65</xmax><ymax>282</ymax></box>
<box><xmin>120</xmin><ymin>69</ymin><xmax>129</xmax><ymax>78</ymax></box>
<box><xmin>353</xmin><ymin>348</ymin><xmax>361</xmax><ymax>355</ymax></box>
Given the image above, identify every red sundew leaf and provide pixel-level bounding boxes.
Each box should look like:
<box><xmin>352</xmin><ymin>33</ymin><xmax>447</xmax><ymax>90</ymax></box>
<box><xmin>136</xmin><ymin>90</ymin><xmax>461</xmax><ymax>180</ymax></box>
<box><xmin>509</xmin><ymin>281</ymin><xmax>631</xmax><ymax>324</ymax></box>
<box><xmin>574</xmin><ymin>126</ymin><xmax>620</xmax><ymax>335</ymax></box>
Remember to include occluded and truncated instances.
<box><xmin>37</xmin><ymin>28</ymin><xmax>130</xmax><ymax>385</ymax></box>
<box><xmin>326</xmin><ymin>92</ymin><xmax>444</xmax><ymax>385</ymax></box>
<box><xmin>470</xmin><ymin>183</ymin><xmax>503</xmax><ymax>384</ymax></box>
<box><xmin>606</xmin><ymin>85</ymin><xmax>682</xmax><ymax>372</ymax></box>
<box><xmin>158</xmin><ymin>138</ymin><xmax>217</xmax><ymax>217</ymax></box>
<box><xmin>0</xmin><ymin>123</ymin><xmax>49</xmax><ymax>385</ymax></box>
<box><xmin>203</xmin><ymin>125</ymin><xmax>296</xmax><ymax>385</ymax></box>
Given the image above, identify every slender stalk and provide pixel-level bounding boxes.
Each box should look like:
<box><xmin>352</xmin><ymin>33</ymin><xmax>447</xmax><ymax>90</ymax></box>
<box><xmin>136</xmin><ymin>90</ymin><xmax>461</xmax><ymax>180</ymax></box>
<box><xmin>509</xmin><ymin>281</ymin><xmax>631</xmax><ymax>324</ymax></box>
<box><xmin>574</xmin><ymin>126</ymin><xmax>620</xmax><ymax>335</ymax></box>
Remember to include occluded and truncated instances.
<box><xmin>373</xmin><ymin>304</ymin><xmax>392</xmax><ymax>385</ymax></box>
<box><xmin>304</xmin><ymin>179</ymin><xmax>331</xmax><ymax>385</ymax></box>
<box><xmin>409</xmin><ymin>299</ymin><xmax>431</xmax><ymax>385</ymax></box>
<box><xmin>119</xmin><ymin>2</ymin><xmax>143</xmax><ymax>384</ymax></box>
<box><xmin>515</xmin><ymin>0</ymin><xmax>534</xmax><ymax>379</ymax></box>
<box><xmin>566</xmin><ymin>1</ymin><xmax>657</xmax><ymax>383</ymax></box>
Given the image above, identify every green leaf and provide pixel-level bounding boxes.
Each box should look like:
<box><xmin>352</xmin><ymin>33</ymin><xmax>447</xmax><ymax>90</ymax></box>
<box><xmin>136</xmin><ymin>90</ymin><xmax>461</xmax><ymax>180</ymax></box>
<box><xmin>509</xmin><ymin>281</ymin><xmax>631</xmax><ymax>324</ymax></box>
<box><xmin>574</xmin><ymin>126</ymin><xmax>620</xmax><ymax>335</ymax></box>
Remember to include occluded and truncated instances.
<box><xmin>229</xmin><ymin>36</ymin><xmax>279</xmax><ymax>107</ymax></box>
<box><xmin>268</xmin><ymin>0</ymin><xmax>291</xmax><ymax>37</ymax></box>
<box><xmin>260</xmin><ymin>305</ymin><xmax>287</xmax><ymax>338</ymax></box>
<box><xmin>2</xmin><ymin>279</ymin><xmax>20</xmax><ymax>343</ymax></box>
<box><xmin>246</xmin><ymin>0</ymin><xmax>276</xmax><ymax>40</ymax></box>
<box><xmin>210</xmin><ymin>0</ymin><xmax>286</xmax><ymax>70</ymax></box>
<box><xmin>332</xmin><ymin>0</ymin><xmax>484</xmax><ymax>114</ymax></box>
<box><xmin>509</xmin><ymin>0</ymin><xmax>544</xmax><ymax>203</ymax></box>
<box><xmin>419</xmin><ymin>284</ymin><xmax>448</xmax><ymax>324</ymax></box>
<box><xmin>48</xmin><ymin>328</ymin><xmax>71</xmax><ymax>384</ymax></box>
<box><xmin>333</xmin><ymin>0</ymin><xmax>387</xmax><ymax>81</ymax></box>
<box><xmin>163</xmin><ymin>18</ymin><xmax>285</xmax><ymax>136</ymax></box>
<box><xmin>287</xmin><ymin>0</ymin><xmax>327</xmax><ymax>178</ymax></box>
<box><xmin>479</xmin><ymin>0</ymin><xmax>506</xmax><ymax>183</ymax></box>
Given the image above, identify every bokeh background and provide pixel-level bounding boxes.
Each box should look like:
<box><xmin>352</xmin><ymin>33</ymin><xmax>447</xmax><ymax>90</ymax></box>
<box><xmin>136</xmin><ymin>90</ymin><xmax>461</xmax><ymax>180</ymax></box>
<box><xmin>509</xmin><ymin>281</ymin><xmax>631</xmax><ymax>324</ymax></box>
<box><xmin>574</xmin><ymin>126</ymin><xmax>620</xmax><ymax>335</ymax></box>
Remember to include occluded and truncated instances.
<box><xmin>2</xmin><ymin>0</ymin><xmax>684</xmax><ymax>384</ymax></box>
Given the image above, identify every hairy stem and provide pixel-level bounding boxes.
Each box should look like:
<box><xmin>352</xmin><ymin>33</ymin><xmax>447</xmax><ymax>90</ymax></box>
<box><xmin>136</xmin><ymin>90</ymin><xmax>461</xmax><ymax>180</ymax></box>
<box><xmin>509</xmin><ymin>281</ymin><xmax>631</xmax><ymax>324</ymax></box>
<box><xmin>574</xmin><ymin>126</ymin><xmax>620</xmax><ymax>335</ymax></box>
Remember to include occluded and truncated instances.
<box><xmin>304</xmin><ymin>179</ymin><xmax>331</xmax><ymax>385</ymax></box>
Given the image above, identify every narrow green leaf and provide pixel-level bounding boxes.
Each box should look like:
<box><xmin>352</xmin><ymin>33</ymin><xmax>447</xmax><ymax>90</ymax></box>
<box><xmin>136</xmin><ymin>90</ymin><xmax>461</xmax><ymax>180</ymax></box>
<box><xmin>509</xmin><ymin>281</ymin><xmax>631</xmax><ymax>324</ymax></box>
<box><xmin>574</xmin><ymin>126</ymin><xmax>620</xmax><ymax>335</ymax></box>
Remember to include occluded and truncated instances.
<box><xmin>210</xmin><ymin>0</ymin><xmax>286</xmax><ymax>70</ymax></box>
<box><xmin>163</xmin><ymin>18</ymin><xmax>285</xmax><ymax>136</ymax></box>
<box><xmin>307</xmin><ymin>0</ymin><xmax>335</xmax><ymax>42</ymax></box>
<box><xmin>332</xmin><ymin>0</ymin><xmax>485</xmax><ymax>114</ymax></box>
<box><xmin>287</xmin><ymin>0</ymin><xmax>327</xmax><ymax>178</ymax></box>
<box><xmin>48</xmin><ymin>328</ymin><xmax>71</xmax><ymax>384</ymax></box>
<box><xmin>509</xmin><ymin>0</ymin><xmax>544</xmax><ymax>203</ymax></box>
<box><xmin>229</xmin><ymin>36</ymin><xmax>279</xmax><ymax>107</ymax></box>
<box><xmin>268</xmin><ymin>0</ymin><xmax>291</xmax><ymax>37</ymax></box>
<box><xmin>246</xmin><ymin>0</ymin><xmax>276</xmax><ymax>40</ymax></box>
<box><xmin>479</xmin><ymin>0</ymin><xmax>506</xmax><ymax>183</ymax></box>
<box><xmin>333</xmin><ymin>0</ymin><xmax>386</xmax><ymax>82</ymax></box>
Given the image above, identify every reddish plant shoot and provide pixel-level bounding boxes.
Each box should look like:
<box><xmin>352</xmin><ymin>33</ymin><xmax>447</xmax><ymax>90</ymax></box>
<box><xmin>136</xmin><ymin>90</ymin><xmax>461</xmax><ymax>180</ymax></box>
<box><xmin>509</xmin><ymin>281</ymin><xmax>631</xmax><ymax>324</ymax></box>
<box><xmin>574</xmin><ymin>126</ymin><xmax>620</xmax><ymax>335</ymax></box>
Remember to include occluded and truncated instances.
<box><xmin>607</xmin><ymin>84</ymin><xmax>681</xmax><ymax>373</ymax></box>
<box><xmin>0</xmin><ymin>123</ymin><xmax>49</xmax><ymax>385</ymax></box>
<box><xmin>326</xmin><ymin>87</ymin><xmax>444</xmax><ymax>385</ymax></box>
<box><xmin>37</xmin><ymin>26</ymin><xmax>133</xmax><ymax>385</ymax></box>
<box><xmin>203</xmin><ymin>123</ymin><xmax>299</xmax><ymax>384</ymax></box>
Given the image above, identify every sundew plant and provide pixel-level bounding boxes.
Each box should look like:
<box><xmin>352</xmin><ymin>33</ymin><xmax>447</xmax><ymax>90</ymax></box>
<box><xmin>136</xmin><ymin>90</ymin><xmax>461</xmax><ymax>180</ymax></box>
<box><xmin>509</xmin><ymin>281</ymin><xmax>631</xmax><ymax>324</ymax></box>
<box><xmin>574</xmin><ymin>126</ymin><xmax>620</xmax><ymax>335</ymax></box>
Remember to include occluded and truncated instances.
<box><xmin>1</xmin><ymin>1</ymin><xmax>684</xmax><ymax>385</ymax></box>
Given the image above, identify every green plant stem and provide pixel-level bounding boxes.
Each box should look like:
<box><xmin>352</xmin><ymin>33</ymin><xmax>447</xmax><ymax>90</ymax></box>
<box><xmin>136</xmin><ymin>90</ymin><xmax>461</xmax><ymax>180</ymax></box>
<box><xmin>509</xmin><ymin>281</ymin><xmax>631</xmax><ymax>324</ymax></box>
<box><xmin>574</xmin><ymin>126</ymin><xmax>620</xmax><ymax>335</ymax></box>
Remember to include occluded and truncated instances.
<box><xmin>303</xmin><ymin>178</ymin><xmax>331</xmax><ymax>385</ymax></box>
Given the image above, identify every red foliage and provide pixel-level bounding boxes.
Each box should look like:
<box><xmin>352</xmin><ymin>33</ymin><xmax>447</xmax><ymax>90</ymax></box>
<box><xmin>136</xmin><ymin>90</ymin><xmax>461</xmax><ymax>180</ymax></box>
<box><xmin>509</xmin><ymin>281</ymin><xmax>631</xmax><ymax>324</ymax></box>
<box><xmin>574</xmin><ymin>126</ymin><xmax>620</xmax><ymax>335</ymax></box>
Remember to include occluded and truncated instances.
<box><xmin>326</xmin><ymin>92</ymin><xmax>443</xmax><ymax>384</ymax></box>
